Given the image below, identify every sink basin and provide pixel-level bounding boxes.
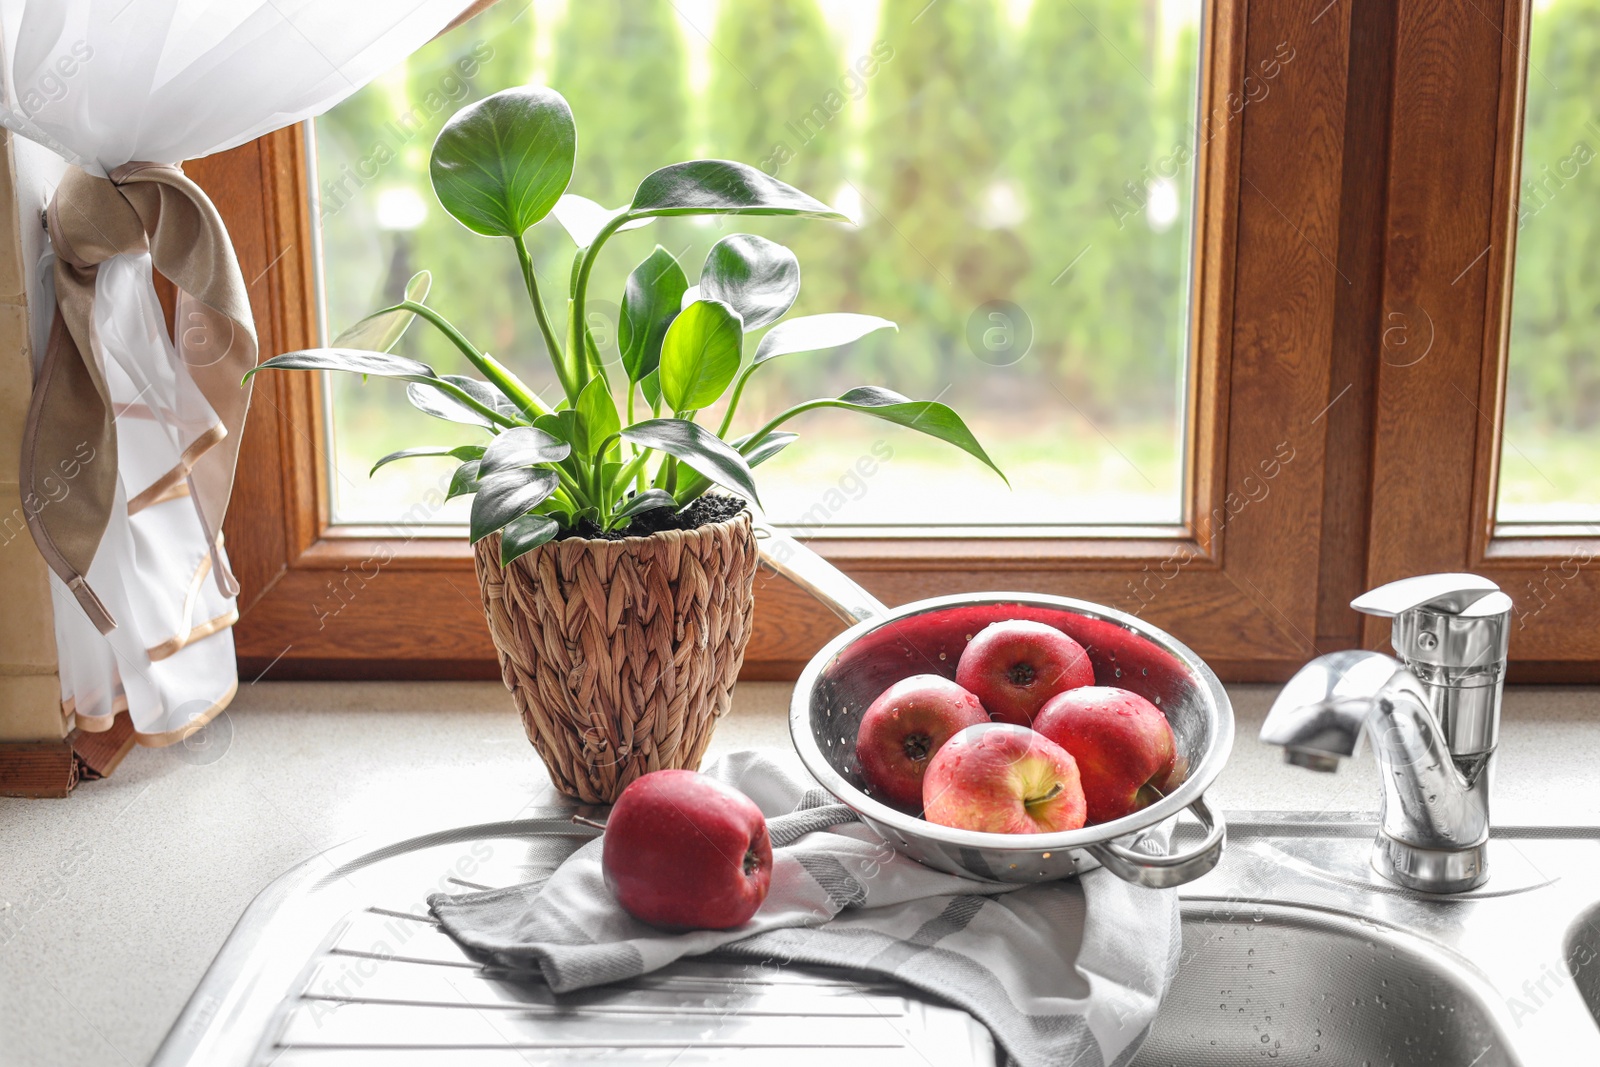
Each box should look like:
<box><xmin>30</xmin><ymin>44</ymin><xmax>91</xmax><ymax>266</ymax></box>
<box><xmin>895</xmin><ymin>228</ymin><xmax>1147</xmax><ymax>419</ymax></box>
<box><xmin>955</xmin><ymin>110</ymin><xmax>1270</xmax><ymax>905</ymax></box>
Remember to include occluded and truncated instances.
<box><xmin>1130</xmin><ymin>814</ymin><xmax>1600</xmax><ymax>1066</ymax></box>
<box><xmin>152</xmin><ymin>811</ymin><xmax>1600</xmax><ymax>1066</ymax></box>
<box><xmin>1134</xmin><ymin>905</ymin><xmax>1513</xmax><ymax>1066</ymax></box>
<box><xmin>1564</xmin><ymin>903</ymin><xmax>1600</xmax><ymax>1031</ymax></box>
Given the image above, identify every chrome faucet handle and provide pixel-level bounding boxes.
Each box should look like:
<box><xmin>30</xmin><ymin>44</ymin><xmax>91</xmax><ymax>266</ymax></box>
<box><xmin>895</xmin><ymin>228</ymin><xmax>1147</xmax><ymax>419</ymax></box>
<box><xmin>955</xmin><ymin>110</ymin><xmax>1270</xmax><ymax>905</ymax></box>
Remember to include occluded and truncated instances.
<box><xmin>1350</xmin><ymin>573</ymin><xmax>1502</xmax><ymax>618</ymax></box>
<box><xmin>1352</xmin><ymin>574</ymin><xmax>1512</xmax><ymax>758</ymax></box>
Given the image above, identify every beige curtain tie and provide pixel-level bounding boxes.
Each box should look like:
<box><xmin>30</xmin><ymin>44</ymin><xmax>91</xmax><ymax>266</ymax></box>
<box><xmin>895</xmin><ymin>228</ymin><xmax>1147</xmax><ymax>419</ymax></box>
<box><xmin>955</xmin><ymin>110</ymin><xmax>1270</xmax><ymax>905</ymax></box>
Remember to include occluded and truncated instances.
<box><xmin>21</xmin><ymin>161</ymin><xmax>257</xmax><ymax>634</ymax></box>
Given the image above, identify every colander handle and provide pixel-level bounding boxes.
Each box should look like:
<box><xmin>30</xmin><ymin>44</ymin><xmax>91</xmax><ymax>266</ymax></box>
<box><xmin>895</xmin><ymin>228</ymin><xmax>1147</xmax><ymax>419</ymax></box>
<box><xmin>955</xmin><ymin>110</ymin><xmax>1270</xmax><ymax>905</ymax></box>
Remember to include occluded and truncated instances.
<box><xmin>753</xmin><ymin>522</ymin><xmax>890</xmax><ymax>625</ymax></box>
<box><xmin>1086</xmin><ymin>796</ymin><xmax>1225</xmax><ymax>889</ymax></box>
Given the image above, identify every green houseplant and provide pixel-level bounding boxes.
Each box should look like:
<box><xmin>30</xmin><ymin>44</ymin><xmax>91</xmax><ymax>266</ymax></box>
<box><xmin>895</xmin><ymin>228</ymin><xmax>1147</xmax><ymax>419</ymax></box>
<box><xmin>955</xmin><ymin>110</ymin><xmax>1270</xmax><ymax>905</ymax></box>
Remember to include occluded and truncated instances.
<box><xmin>250</xmin><ymin>86</ymin><xmax>1003</xmax><ymax>801</ymax></box>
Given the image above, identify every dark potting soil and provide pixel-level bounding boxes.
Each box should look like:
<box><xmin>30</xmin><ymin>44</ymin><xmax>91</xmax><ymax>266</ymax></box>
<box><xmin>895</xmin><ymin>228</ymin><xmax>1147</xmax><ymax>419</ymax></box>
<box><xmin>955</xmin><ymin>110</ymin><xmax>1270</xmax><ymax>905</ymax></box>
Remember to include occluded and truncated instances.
<box><xmin>551</xmin><ymin>494</ymin><xmax>747</xmax><ymax>543</ymax></box>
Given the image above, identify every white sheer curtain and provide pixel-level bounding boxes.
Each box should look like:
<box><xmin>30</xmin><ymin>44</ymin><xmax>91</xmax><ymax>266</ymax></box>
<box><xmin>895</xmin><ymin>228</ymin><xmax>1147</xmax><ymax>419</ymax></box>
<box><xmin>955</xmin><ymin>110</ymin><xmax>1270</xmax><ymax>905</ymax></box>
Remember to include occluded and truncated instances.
<box><xmin>0</xmin><ymin>0</ymin><xmax>471</xmax><ymax>744</ymax></box>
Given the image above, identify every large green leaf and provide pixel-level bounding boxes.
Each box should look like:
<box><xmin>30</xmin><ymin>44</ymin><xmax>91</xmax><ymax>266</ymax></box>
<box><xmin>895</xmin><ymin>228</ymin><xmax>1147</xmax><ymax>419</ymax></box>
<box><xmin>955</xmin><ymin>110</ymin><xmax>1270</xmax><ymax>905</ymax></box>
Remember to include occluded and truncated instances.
<box><xmin>639</xmin><ymin>368</ymin><xmax>662</xmax><ymax>412</ymax></box>
<box><xmin>532</xmin><ymin>411</ymin><xmax>572</xmax><ymax>443</ymax></box>
<box><xmin>629</xmin><ymin>160</ymin><xmax>847</xmax><ymax>221</ymax></box>
<box><xmin>245</xmin><ymin>349</ymin><xmax>515</xmax><ymax>428</ymax></box>
<box><xmin>659</xmin><ymin>300</ymin><xmax>742</xmax><ymax>412</ymax></box>
<box><xmin>575</xmin><ymin>375</ymin><xmax>621</xmax><ymax>455</ymax></box>
<box><xmin>332</xmin><ymin>272</ymin><xmax>430</xmax><ymax>352</ymax></box>
<box><xmin>245</xmin><ymin>348</ymin><xmax>438</xmax><ymax>384</ymax></box>
<box><xmin>532</xmin><ymin>411</ymin><xmax>585</xmax><ymax>485</ymax></box>
<box><xmin>753</xmin><ymin>313</ymin><xmax>897</xmax><ymax>365</ymax></box>
<box><xmin>370</xmin><ymin>444</ymin><xmax>485</xmax><ymax>477</ymax></box>
<box><xmin>551</xmin><ymin>194</ymin><xmax>652</xmax><ymax>247</ymax></box>
<box><xmin>430</xmin><ymin>86</ymin><xmax>575</xmax><ymax>238</ymax></box>
<box><xmin>499</xmin><ymin>513</ymin><xmax>560</xmax><ymax>566</ymax></box>
<box><xmin>672</xmin><ymin>429</ymin><xmax>797</xmax><ymax>503</ymax></box>
<box><xmin>470</xmin><ymin>467</ymin><xmax>561</xmax><ymax>543</ymax></box>
<box><xmin>825</xmin><ymin>387</ymin><xmax>1007</xmax><ymax>484</ymax></box>
<box><xmin>736</xmin><ymin>430</ymin><xmax>800</xmax><ymax>468</ymax></box>
<box><xmin>536</xmin><ymin>410</ymin><xmax>585</xmax><ymax>456</ymax></box>
<box><xmin>446</xmin><ymin>460</ymin><xmax>482</xmax><ymax>500</ymax></box>
<box><xmin>618</xmin><ymin>247</ymin><xmax>688</xmax><ymax>384</ymax></box>
<box><xmin>449</xmin><ymin>374</ymin><xmax>524</xmax><ymax>417</ymax></box>
<box><xmin>622</xmin><ymin>419</ymin><xmax>760</xmax><ymax>507</ymax></box>
<box><xmin>405</xmin><ymin>374</ymin><xmax>512</xmax><ymax>428</ymax></box>
<box><xmin>479</xmin><ymin>426</ymin><xmax>571</xmax><ymax>477</ymax></box>
<box><xmin>700</xmin><ymin>235</ymin><xmax>800</xmax><ymax>330</ymax></box>
<box><xmin>613</xmin><ymin>489</ymin><xmax>676</xmax><ymax>523</ymax></box>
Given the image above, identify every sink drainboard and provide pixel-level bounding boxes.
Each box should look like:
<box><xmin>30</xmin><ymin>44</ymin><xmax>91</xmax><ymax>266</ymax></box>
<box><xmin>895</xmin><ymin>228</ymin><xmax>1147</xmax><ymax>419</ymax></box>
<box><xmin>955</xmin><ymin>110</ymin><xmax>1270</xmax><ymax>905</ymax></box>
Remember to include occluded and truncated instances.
<box><xmin>152</xmin><ymin>812</ymin><xmax>1600</xmax><ymax>1066</ymax></box>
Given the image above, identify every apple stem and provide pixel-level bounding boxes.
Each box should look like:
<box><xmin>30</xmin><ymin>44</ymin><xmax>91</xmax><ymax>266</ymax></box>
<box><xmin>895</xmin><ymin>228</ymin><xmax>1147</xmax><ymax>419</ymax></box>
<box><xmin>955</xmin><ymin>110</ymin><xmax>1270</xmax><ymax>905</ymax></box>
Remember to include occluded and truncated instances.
<box><xmin>1027</xmin><ymin>782</ymin><xmax>1065</xmax><ymax>806</ymax></box>
<box><xmin>571</xmin><ymin>815</ymin><xmax>609</xmax><ymax>831</ymax></box>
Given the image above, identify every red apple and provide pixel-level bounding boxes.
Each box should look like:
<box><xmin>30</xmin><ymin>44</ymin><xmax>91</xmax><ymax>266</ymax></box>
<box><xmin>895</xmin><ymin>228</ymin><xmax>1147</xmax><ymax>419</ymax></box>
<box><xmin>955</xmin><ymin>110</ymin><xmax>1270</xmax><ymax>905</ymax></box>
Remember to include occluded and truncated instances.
<box><xmin>955</xmin><ymin>620</ymin><xmax>1094</xmax><ymax>727</ymax></box>
<box><xmin>856</xmin><ymin>674</ymin><xmax>990</xmax><ymax>810</ymax></box>
<box><xmin>602</xmin><ymin>769</ymin><xmax>772</xmax><ymax>930</ymax></box>
<box><xmin>1033</xmin><ymin>686</ymin><xmax>1183</xmax><ymax>824</ymax></box>
<box><xmin>921</xmin><ymin>723</ymin><xmax>1087</xmax><ymax>834</ymax></box>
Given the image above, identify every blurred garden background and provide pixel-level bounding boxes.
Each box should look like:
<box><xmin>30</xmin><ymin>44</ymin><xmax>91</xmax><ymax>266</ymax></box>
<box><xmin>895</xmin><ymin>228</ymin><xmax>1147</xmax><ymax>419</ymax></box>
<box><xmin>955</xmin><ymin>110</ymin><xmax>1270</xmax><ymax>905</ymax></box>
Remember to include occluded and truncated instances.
<box><xmin>1500</xmin><ymin>0</ymin><xmax>1600</xmax><ymax>524</ymax></box>
<box><xmin>312</xmin><ymin>0</ymin><xmax>1599</xmax><ymax>532</ymax></box>
<box><xmin>315</xmin><ymin>0</ymin><xmax>1200</xmax><ymax>529</ymax></box>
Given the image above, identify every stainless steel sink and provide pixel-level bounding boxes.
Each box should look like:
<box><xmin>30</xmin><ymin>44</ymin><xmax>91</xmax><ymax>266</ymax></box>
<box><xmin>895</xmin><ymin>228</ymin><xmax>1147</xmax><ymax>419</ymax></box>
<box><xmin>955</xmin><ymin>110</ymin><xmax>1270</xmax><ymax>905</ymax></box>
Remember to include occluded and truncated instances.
<box><xmin>1563</xmin><ymin>903</ymin><xmax>1600</xmax><ymax>1034</ymax></box>
<box><xmin>153</xmin><ymin>811</ymin><xmax>1600</xmax><ymax>1066</ymax></box>
<box><xmin>1133</xmin><ymin>813</ymin><xmax>1600</xmax><ymax>1066</ymax></box>
<box><xmin>1136</xmin><ymin>907</ymin><xmax>1513</xmax><ymax>1066</ymax></box>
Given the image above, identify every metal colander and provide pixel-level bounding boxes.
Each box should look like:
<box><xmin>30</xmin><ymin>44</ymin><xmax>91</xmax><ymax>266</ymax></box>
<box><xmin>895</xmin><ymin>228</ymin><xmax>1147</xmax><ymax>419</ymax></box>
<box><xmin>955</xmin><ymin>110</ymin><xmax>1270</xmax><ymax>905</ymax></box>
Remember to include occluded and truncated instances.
<box><xmin>758</xmin><ymin>525</ymin><xmax>1232</xmax><ymax>888</ymax></box>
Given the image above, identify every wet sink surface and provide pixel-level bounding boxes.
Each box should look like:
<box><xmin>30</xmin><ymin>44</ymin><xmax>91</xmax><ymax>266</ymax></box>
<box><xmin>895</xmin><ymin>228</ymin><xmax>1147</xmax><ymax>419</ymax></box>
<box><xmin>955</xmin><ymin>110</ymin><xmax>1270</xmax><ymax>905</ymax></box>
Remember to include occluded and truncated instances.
<box><xmin>1134</xmin><ymin>906</ymin><xmax>1512</xmax><ymax>1066</ymax></box>
<box><xmin>1130</xmin><ymin>814</ymin><xmax>1600</xmax><ymax>1066</ymax></box>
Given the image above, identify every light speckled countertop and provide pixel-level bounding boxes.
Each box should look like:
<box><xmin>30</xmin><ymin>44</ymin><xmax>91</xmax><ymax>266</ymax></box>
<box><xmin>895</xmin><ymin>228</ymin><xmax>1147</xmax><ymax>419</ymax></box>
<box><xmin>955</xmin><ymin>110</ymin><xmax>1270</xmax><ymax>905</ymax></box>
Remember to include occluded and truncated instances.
<box><xmin>1</xmin><ymin>681</ymin><xmax>1595</xmax><ymax>1066</ymax></box>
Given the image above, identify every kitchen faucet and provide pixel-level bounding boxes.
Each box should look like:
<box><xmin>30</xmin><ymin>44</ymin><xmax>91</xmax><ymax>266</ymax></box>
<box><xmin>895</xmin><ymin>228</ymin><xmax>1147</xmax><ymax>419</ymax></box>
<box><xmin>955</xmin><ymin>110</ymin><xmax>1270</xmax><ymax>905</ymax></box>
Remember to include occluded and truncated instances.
<box><xmin>1259</xmin><ymin>575</ymin><xmax>1512</xmax><ymax>893</ymax></box>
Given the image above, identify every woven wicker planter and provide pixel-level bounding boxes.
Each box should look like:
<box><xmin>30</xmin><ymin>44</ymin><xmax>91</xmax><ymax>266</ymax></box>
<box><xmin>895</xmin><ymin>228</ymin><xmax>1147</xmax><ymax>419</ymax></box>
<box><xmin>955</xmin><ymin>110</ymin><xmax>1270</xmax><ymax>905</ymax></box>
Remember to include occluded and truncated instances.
<box><xmin>472</xmin><ymin>509</ymin><xmax>759</xmax><ymax>803</ymax></box>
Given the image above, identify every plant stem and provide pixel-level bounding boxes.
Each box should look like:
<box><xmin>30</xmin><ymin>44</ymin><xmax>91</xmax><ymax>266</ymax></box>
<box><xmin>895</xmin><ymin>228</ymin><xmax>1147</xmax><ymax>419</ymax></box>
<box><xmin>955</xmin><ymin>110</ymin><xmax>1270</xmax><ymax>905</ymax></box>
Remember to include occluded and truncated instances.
<box><xmin>552</xmin><ymin>463</ymin><xmax>585</xmax><ymax>502</ymax></box>
<box><xmin>625</xmin><ymin>383</ymin><xmax>647</xmax><ymax>490</ymax></box>
<box><xmin>398</xmin><ymin>300</ymin><xmax>548</xmax><ymax>419</ymax></box>
<box><xmin>738</xmin><ymin>399</ymin><xmax>831</xmax><ymax>456</ymax></box>
<box><xmin>512</xmin><ymin>233</ymin><xmax>573</xmax><ymax>403</ymax></box>
<box><xmin>614</xmin><ymin>451</ymin><xmax>649</xmax><ymax>496</ymax></box>
<box><xmin>568</xmin><ymin>213</ymin><xmax>632</xmax><ymax>399</ymax></box>
<box><xmin>585</xmin><ymin>432</ymin><xmax>616</xmax><ymax>516</ymax></box>
<box><xmin>716</xmin><ymin>364</ymin><xmax>758</xmax><ymax>438</ymax></box>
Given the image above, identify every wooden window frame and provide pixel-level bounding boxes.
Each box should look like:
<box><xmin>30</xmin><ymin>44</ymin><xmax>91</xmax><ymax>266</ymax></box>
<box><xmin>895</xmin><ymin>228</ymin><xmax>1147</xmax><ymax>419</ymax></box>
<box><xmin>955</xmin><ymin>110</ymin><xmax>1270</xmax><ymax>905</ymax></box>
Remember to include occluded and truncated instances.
<box><xmin>199</xmin><ymin>0</ymin><xmax>1594</xmax><ymax>685</ymax></box>
<box><xmin>1363</xmin><ymin>0</ymin><xmax>1600</xmax><ymax>681</ymax></box>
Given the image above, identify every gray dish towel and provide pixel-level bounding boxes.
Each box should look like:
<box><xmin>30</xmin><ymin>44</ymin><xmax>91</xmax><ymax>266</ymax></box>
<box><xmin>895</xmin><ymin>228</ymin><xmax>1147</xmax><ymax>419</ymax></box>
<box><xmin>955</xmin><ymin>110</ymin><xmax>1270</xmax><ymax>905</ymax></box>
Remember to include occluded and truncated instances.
<box><xmin>430</xmin><ymin>751</ymin><xmax>1182</xmax><ymax>1067</ymax></box>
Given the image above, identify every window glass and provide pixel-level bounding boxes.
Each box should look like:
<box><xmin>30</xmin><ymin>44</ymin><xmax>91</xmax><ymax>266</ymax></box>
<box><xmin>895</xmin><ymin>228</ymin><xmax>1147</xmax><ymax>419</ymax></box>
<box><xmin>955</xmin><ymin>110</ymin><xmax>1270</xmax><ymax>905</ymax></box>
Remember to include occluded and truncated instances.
<box><xmin>314</xmin><ymin>0</ymin><xmax>1203</xmax><ymax>530</ymax></box>
<box><xmin>1499</xmin><ymin>0</ymin><xmax>1600</xmax><ymax>524</ymax></box>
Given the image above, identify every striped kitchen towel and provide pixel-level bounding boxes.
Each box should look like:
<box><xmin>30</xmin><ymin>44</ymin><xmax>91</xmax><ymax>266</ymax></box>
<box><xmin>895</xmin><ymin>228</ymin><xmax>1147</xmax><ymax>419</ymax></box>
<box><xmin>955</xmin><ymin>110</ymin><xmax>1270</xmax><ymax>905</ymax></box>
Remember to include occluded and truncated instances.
<box><xmin>429</xmin><ymin>750</ymin><xmax>1182</xmax><ymax>1067</ymax></box>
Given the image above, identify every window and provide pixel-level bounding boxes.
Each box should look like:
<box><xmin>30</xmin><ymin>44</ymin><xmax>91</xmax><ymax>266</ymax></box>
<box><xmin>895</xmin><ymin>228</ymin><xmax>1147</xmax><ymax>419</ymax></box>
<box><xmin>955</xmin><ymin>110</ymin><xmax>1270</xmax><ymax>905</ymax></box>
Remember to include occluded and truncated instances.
<box><xmin>1497</xmin><ymin>0</ymin><xmax>1600</xmax><ymax>527</ymax></box>
<box><xmin>313</xmin><ymin>0</ymin><xmax>1202</xmax><ymax>534</ymax></box>
<box><xmin>200</xmin><ymin>0</ymin><xmax>1600</xmax><ymax>683</ymax></box>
